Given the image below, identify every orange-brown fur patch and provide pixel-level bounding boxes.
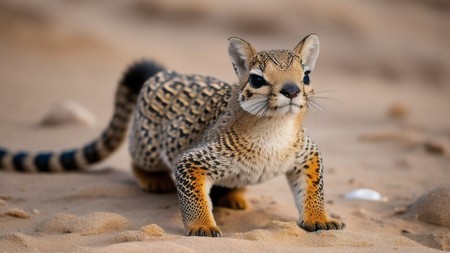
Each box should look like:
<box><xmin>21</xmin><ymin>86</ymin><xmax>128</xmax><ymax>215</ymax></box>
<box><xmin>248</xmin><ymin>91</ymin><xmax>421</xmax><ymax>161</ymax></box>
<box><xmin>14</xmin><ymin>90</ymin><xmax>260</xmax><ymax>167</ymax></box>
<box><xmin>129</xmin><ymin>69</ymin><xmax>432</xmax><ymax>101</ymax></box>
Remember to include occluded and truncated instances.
<box><xmin>300</xmin><ymin>154</ymin><xmax>344</xmax><ymax>231</ymax></box>
<box><xmin>216</xmin><ymin>187</ymin><xmax>248</xmax><ymax>210</ymax></box>
<box><xmin>303</xmin><ymin>154</ymin><xmax>327</xmax><ymax>223</ymax></box>
<box><xmin>182</xmin><ymin>166</ymin><xmax>222</xmax><ymax>236</ymax></box>
<box><xmin>132</xmin><ymin>164</ymin><xmax>176</xmax><ymax>193</ymax></box>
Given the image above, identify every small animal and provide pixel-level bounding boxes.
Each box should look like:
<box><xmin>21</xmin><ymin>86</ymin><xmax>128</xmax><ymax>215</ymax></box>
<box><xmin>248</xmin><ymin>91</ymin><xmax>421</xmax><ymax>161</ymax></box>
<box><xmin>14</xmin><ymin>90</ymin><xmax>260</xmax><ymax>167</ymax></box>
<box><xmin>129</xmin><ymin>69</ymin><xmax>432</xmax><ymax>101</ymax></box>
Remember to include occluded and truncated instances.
<box><xmin>0</xmin><ymin>34</ymin><xmax>344</xmax><ymax>237</ymax></box>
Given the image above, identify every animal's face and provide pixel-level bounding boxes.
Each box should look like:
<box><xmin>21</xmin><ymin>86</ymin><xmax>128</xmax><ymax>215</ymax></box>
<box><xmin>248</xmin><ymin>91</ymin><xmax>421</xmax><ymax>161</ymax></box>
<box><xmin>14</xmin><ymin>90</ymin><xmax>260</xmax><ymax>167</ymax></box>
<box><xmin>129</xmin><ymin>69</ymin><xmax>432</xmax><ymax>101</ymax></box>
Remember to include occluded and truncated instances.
<box><xmin>228</xmin><ymin>34</ymin><xmax>319</xmax><ymax>117</ymax></box>
<box><xmin>238</xmin><ymin>50</ymin><xmax>314</xmax><ymax>117</ymax></box>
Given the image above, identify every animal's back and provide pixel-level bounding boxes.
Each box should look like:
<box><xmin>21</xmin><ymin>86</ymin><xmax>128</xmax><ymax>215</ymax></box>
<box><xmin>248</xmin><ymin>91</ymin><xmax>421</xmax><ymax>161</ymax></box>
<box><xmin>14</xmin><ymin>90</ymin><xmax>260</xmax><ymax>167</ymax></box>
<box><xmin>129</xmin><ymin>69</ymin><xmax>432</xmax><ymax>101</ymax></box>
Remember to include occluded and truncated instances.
<box><xmin>129</xmin><ymin>70</ymin><xmax>232</xmax><ymax>171</ymax></box>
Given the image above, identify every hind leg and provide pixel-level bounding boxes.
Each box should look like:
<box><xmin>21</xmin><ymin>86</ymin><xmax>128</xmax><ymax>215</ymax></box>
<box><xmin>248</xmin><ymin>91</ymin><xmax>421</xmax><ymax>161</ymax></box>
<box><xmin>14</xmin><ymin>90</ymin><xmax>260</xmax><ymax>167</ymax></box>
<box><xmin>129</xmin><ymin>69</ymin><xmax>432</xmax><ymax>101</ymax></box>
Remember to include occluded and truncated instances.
<box><xmin>132</xmin><ymin>163</ymin><xmax>176</xmax><ymax>193</ymax></box>
<box><xmin>210</xmin><ymin>186</ymin><xmax>248</xmax><ymax>210</ymax></box>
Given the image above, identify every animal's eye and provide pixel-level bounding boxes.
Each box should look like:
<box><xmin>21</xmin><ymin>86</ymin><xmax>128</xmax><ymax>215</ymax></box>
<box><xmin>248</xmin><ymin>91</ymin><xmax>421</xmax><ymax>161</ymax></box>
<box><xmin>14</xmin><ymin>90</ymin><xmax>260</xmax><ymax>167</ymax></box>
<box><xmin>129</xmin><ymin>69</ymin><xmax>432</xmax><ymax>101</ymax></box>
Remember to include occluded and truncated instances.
<box><xmin>249</xmin><ymin>74</ymin><xmax>266</xmax><ymax>89</ymax></box>
<box><xmin>303</xmin><ymin>71</ymin><xmax>311</xmax><ymax>85</ymax></box>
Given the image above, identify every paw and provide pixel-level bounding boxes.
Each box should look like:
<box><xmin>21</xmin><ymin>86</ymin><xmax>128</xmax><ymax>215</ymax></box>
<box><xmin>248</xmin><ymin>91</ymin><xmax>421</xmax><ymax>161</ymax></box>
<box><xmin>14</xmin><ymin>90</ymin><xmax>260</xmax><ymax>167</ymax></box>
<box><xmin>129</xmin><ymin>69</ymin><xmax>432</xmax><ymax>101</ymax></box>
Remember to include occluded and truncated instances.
<box><xmin>187</xmin><ymin>225</ymin><xmax>222</xmax><ymax>237</ymax></box>
<box><xmin>217</xmin><ymin>194</ymin><xmax>248</xmax><ymax>210</ymax></box>
<box><xmin>211</xmin><ymin>187</ymin><xmax>248</xmax><ymax>210</ymax></box>
<box><xmin>299</xmin><ymin>219</ymin><xmax>345</xmax><ymax>232</ymax></box>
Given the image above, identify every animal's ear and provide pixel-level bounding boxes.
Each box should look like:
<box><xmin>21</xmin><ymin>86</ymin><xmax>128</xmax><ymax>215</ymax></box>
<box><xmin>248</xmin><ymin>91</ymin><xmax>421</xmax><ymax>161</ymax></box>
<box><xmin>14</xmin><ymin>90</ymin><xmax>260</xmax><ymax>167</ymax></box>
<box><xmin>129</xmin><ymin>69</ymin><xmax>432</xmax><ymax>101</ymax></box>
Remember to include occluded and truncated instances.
<box><xmin>228</xmin><ymin>37</ymin><xmax>257</xmax><ymax>84</ymax></box>
<box><xmin>293</xmin><ymin>34</ymin><xmax>320</xmax><ymax>73</ymax></box>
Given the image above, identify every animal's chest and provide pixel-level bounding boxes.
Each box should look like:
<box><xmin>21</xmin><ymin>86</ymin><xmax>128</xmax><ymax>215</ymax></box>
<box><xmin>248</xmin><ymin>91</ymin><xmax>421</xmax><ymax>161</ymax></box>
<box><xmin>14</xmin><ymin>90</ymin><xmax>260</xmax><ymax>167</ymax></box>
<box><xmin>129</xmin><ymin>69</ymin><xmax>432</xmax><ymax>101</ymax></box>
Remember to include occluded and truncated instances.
<box><xmin>214</xmin><ymin>126</ymin><xmax>300</xmax><ymax>188</ymax></box>
<box><xmin>238</xmin><ymin>154</ymin><xmax>296</xmax><ymax>186</ymax></box>
<box><xmin>214</xmin><ymin>154</ymin><xmax>296</xmax><ymax>188</ymax></box>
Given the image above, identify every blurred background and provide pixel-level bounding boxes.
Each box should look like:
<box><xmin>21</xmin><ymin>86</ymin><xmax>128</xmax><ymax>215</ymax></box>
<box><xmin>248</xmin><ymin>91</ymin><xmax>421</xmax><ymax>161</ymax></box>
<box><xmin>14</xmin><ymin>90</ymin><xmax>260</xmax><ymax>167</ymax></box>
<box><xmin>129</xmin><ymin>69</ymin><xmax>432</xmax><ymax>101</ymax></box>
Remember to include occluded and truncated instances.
<box><xmin>0</xmin><ymin>1</ymin><xmax>449</xmax><ymax>249</ymax></box>
<box><xmin>0</xmin><ymin>0</ymin><xmax>449</xmax><ymax>161</ymax></box>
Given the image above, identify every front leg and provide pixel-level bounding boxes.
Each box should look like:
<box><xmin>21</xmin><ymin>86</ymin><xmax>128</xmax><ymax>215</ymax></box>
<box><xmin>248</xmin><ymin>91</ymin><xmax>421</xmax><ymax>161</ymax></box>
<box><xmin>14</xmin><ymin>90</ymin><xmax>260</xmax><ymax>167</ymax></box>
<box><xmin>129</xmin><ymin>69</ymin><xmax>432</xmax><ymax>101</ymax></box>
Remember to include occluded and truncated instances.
<box><xmin>286</xmin><ymin>142</ymin><xmax>344</xmax><ymax>232</ymax></box>
<box><xmin>175</xmin><ymin>157</ymin><xmax>221</xmax><ymax>237</ymax></box>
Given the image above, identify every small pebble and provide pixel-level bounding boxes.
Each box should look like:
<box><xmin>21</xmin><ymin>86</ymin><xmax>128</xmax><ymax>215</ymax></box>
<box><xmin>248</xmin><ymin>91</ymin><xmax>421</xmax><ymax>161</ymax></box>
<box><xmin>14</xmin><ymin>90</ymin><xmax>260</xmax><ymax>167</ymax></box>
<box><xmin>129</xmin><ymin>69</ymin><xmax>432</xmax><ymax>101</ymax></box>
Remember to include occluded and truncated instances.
<box><xmin>345</xmin><ymin>188</ymin><xmax>388</xmax><ymax>202</ymax></box>
<box><xmin>424</xmin><ymin>139</ymin><xmax>449</xmax><ymax>156</ymax></box>
<box><xmin>393</xmin><ymin>206</ymin><xmax>408</xmax><ymax>215</ymax></box>
<box><xmin>0</xmin><ymin>195</ymin><xmax>12</xmax><ymax>201</ymax></box>
<box><xmin>388</xmin><ymin>103</ymin><xmax>409</xmax><ymax>120</ymax></box>
<box><xmin>40</xmin><ymin>100</ymin><xmax>97</xmax><ymax>127</ymax></box>
<box><xmin>5</xmin><ymin>208</ymin><xmax>30</xmax><ymax>219</ymax></box>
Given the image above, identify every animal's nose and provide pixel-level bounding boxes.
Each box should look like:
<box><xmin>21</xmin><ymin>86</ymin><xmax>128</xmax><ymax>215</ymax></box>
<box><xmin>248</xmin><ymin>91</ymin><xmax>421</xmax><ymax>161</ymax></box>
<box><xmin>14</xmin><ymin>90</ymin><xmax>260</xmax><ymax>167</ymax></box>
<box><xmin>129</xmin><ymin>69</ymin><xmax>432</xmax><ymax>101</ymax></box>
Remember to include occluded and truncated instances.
<box><xmin>280</xmin><ymin>83</ymin><xmax>300</xmax><ymax>99</ymax></box>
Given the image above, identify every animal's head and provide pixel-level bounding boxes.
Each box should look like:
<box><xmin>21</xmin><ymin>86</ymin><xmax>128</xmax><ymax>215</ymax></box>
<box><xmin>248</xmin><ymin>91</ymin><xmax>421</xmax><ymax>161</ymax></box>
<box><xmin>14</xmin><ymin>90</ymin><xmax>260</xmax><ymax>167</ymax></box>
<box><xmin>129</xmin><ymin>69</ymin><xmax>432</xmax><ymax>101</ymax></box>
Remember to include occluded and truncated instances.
<box><xmin>228</xmin><ymin>34</ymin><xmax>319</xmax><ymax>117</ymax></box>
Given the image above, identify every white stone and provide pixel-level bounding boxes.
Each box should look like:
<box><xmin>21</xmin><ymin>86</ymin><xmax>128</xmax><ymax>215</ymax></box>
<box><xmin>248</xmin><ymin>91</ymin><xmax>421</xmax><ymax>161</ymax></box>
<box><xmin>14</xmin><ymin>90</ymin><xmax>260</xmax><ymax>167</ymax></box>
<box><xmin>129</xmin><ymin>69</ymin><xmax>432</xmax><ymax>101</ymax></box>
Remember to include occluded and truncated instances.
<box><xmin>345</xmin><ymin>188</ymin><xmax>388</xmax><ymax>202</ymax></box>
<box><xmin>40</xmin><ymin>100</ymin><xmax>96</xmax><ymax>127</ymax></box>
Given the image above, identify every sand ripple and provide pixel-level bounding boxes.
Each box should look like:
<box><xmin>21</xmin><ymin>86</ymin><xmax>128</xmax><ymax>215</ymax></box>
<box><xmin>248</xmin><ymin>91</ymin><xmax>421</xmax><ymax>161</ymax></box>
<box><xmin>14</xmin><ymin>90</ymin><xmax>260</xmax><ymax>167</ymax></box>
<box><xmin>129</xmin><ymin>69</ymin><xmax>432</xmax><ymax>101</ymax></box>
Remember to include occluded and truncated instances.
<box><xmin>35</xmin><ymin>212</ymin><xmax>130</xmax><ymax>235</ymax></box>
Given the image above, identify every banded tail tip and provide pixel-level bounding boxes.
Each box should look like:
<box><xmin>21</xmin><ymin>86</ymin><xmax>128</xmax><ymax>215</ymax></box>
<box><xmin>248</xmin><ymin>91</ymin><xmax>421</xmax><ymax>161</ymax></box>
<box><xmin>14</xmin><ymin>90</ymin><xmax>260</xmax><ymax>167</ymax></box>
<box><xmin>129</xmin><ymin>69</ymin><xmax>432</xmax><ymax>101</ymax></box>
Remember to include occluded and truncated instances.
<box><xmin>0</xmin><ymin>148</ymin><xmax>7</xmax><ymax>158</ymax></box>
<box><xmin>120</xmin><ymin>60</ymin><xmax>164</xmax><ymax>94</ymax></box>
<box><xmin>0</xmin><ymin>148</ymin><xmax>82</xmax><ymax>172</ymax></box>
<box><xmin>0</xmin><ymin>148</ymin><xmax>8</xmax><ymax>169</ymax></box>
<box><xmin>0</xmin><ymin>149</ymin><xmax>32</xmax><ymax>172</ymax></box>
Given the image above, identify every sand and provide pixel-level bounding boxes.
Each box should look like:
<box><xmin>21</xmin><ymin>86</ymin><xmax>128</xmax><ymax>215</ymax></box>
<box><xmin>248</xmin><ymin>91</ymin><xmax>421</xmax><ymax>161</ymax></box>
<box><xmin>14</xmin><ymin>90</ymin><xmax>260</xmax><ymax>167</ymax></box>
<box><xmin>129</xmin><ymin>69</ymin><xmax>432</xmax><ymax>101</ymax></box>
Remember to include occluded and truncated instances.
<box><xmin>411</xmin><ymin>183</ymin><xmax>450</xmax><ymax>228</ymax></box>
<box><xmin>1</xmin><ymin>0</ymin><xmax>449</xmax><ymax>252</ymax></box>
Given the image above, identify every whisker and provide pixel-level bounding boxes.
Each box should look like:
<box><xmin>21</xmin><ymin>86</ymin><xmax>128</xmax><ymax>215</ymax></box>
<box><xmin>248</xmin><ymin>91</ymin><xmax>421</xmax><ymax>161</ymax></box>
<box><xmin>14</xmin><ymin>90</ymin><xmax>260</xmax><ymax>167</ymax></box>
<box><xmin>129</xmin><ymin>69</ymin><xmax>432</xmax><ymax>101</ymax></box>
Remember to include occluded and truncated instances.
<box><xmin>308</xmin><ymin>100</ymin><xmax>331</xmax><ymax>113</ymax></box>
<box><xmin>262</xmin><ymin>105</ymin><xmax>270</xmax><ymax>117</ymax></box>
<box><xmin>306</xmin><ymin>97</ymin><xmax>338</xmax><ymax>125</ymax></box>
<box><xmin>308</xmin><ymin>101</ymin><xmax>332</xmax><ymax>117</ymax></box>
<box><xmin>263</xmin><ymin>104</ymin><xmax>271</xmax><ymax>117</ymax></box>
<box><xmin>248</xmin><ymin>101</ymin><xmax>268</xmax><ymax>114</ymax></box>
<box><xmin>309</xmin><ymin>89</ymin><xmax>340</xmax><ymax>105</ymax></box>
<box><xmin>262</xmin><ymin>104</ymin><xmax>270</xmax><ymax>117</ymax></box>
<box><xmin>254</xmin><ymin>103</ymin><xmax>269</xmax><ymax>117</ymax></box>
<box><xmin>310</xmin><ymin>96</ymin><xmax>340</xmax><ymax>103</ymax></box>
<box><xmin>240</xmin><ymin>96</ymin><xmax>268</xmax><ymax>116</ymax></box>
<box><xmin>306</xmin><ymin>101</ymin><xmax>321</xmax><ymax>123</ymax></box>
<box><xmin>312</xmin><ymin>90</ymin><xmax>336</xmax><ymax>95</ymax></box>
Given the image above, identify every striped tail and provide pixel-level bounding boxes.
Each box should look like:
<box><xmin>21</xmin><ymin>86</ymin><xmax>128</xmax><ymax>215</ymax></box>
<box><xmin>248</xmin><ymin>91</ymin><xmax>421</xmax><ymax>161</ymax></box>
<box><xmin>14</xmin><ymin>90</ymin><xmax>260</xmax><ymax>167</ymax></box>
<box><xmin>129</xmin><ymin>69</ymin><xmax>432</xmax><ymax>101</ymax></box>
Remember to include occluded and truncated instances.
<box><xmin>0</xmin><ymin>60</ymin><xmax>164</xmax><ymax>172</ymax></box>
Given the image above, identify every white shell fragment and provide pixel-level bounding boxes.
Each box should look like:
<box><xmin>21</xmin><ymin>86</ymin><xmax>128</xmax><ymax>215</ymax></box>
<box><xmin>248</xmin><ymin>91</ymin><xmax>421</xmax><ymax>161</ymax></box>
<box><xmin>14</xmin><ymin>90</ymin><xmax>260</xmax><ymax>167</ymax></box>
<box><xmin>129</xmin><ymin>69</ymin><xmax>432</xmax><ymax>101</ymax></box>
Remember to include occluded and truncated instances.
<box><xmin>345</xmin><ymin>188</ymin><xmax>388</xmax><ymax>202</ymax></box>
<box><xmin>40</xmin><ymin>100</ymin><xmax>97</xmax><ymax>127</ymax></box>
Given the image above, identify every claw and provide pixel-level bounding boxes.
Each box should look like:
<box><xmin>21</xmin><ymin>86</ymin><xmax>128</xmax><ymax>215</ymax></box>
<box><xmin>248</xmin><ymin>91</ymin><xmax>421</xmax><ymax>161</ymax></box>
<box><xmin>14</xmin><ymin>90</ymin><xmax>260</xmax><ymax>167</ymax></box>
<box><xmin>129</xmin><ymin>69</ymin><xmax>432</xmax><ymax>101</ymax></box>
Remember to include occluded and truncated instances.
<box><xmin>212</xmin><ymin>231</ymin><xmax>222</xmax><ymax>237</ymax></box>
<box><xmin>326</xmin><ymin>222</ymin><xmax>336</xmax><ymax>230</ymax></box>
<box><xmin>299</xmin><ymin>220</ymin><xmax>345</xmax><ymax>232</ymax></box>
<box><xmin>187</xmin><ymin>226</ymin><xmax>222</xmax><ymax>237</ymax></box>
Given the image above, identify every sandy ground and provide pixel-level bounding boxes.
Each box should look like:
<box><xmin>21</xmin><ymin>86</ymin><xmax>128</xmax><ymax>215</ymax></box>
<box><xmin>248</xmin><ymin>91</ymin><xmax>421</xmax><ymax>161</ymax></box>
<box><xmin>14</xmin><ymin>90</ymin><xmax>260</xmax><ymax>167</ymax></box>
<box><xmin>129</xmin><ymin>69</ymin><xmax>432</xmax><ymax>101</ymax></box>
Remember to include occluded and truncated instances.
<box><xmin>0</xmin><ymin>0</ymin><xmax>450</xmax><ymax>252</ymax></box>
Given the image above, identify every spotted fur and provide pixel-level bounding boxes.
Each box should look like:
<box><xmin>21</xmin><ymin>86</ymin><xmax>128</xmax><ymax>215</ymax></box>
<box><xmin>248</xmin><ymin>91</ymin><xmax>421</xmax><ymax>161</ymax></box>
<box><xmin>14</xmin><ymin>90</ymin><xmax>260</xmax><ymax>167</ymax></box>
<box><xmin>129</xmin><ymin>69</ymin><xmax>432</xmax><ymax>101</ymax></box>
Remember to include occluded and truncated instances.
<box><xmin>0</xmin><ymin>34</ymin><xmax>344</xmax><ymax>237</ymax></box>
